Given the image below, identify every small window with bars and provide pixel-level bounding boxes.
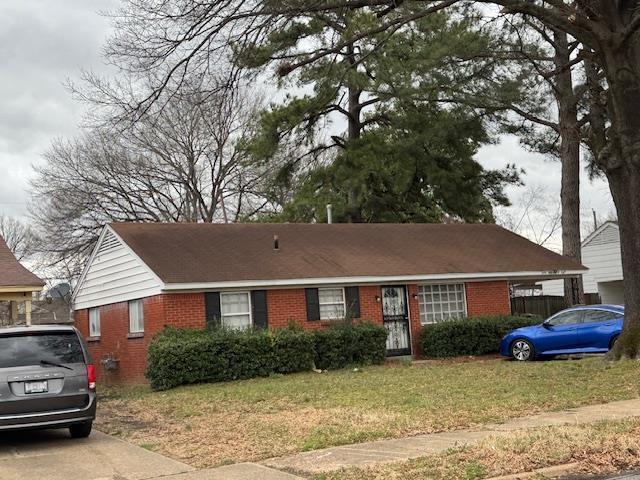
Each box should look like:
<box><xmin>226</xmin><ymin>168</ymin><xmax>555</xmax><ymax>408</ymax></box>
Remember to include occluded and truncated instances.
<box><xmin>418</xmin><ymin>284</ymin><xmax>466</xmax><ymax>324</ymax></box>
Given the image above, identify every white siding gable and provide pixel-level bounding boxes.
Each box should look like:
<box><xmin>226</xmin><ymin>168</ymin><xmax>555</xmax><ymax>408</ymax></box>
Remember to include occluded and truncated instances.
<box><xmin>541</xmin><ymin>222</ymin><xmax>620</xmax><ymax>296</ymax></box>
<box><xmin>582</xmin><ymin>223</ymin><xmax>622</xmax><ymax>284</ymax></box>
<box><xmin>73</xmin><ymin>226</ymin><xmax>163</xmax><ymax>310</ymax></box>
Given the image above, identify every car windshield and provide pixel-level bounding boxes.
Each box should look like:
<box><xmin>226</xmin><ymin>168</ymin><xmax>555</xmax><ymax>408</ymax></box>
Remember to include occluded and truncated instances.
<box><xmin>0</xmin><ymin>332</ymin><xmax>84</xmax><ymax>368</ymax></box>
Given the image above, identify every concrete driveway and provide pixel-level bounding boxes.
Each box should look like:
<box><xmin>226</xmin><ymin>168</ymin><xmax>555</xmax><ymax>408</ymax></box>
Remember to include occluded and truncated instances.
<box><xmin>0</xmin><ymin>429</ymin><xmax>304</xmax><ymax>480</ymax></box>
<box><xmin>0</xmin><ymin>429</ymin><xmax>194</xmax><ymax>480</ymax></box>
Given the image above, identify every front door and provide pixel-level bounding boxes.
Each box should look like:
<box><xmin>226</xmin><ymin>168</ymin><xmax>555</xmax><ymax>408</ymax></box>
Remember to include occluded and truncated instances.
<box><xmin>381</xmin><ymin>286</ymin><xmax>411</xmax><ymax>356</ymax></box>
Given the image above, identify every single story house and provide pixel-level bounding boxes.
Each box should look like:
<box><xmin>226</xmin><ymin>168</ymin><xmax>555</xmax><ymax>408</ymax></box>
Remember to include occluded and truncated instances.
<box><xmin>541</xmin><ymin>221</ymin><xmax>622</xmax><ymax>304</ymax></box>
<box><xmin>0</xmin><ymin>235</ymin><xmax>45</xmax><ymax>326</ymax></box>
<box><xmin>73</xmin><ymin>223</ymin><xmax>585</xmax><ymax>383</ymax></box>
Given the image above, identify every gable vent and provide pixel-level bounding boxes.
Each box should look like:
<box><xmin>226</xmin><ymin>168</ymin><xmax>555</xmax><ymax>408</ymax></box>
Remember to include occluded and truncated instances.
<box><xmin>96</xmin><ymin>230</ymin><xmax>120</xmax><ymax>256</ymax></box>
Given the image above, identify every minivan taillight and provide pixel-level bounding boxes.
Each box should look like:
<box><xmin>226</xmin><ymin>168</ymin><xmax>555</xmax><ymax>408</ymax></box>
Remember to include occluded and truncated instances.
<box><xmin>87</xmin><ymin>364</ymin><xmax>96</xmax><ymax>390</ymax></box>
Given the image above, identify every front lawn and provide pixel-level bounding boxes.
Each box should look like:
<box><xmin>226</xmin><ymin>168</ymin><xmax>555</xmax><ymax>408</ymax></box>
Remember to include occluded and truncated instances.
<box><xmin>97</xmin><ymin>357</ymin><xmax>640</xmax><ymax>468</ymax></box>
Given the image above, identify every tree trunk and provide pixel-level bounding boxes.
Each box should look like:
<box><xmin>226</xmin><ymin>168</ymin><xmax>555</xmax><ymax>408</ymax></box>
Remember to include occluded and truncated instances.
<box><xmin>600</xmin><ymin>42</ymin><xmax>640</xmax><ymax>359</ymax></box>
<box><xmin>605</xmin><ymin>166</ymin><xmax>640</xmax><ymax>358</ymax></box>
<box><xmin>553</xmin><ymin>31</ymin><xmax>584</xmax><ymax>306</ymax></box>
<box><xmin>345</xmin><ymin>40</ymin><xmax>363</xmax><ymax>223</ymax></box>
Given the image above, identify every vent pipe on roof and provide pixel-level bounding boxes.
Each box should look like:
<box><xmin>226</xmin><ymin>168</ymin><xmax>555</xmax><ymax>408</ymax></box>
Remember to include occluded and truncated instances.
<box><xmin>273</xmin><ymin>235</ymin><xmax>279</xmax><ymax>251</ymax></box>
<box><xmin>326</xmin><ymin>204</ymin><xmax>333</xmax><ymax>224</ymax></box>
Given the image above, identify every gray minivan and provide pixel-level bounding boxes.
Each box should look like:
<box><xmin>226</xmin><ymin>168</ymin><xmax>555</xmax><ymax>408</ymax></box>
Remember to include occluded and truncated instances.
<box><xmin>0</xmin><ymin>325</ymin><xmax>97</xmax><ymax>437</ymax></box>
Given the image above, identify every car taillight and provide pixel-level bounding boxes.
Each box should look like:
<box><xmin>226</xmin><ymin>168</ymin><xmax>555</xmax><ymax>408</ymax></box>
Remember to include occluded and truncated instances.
<box><xmin>87</xmin><ymin>364</ymin><xmax>96</xmax><ymax>390</ymax></box>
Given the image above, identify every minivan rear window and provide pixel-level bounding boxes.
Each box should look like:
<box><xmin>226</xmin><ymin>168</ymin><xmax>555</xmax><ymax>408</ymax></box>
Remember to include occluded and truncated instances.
<box><xmin>0</xmin><ymin>332</ymin><xmax>84</xmax><ymax>368</ymax></box>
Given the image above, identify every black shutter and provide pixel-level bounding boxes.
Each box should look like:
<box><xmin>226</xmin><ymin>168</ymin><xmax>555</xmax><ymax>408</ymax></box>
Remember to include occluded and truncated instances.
<box><xmin>305</xmin><ymin>288</ymin><xmax>320</xmax><ymax>321</ymax></box>
<box><xmin>204</xmin><ymin>292</ymin><xmax>221</xmax><ymax>329</ymax></box>
<box><xmin>251</xmin><ymin>290</ymin><xmax>268</xmax><ymax>329</ymax></box>
<box><xmin>345</xmin><ymin>286</ymin><xmax>360</xmax><ymax>319</ymax></box>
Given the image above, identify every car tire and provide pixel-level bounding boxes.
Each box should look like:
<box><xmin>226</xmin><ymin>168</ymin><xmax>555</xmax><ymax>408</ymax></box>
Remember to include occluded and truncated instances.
<box><xmin>69</xmin><ymin>421</ymin><xmax>92</xmax><ymax>439</ymax></box>
<box><xmin>510</xmin><ymin>339</ymin><xmax>535</xmax><ymax>361</ymax></box>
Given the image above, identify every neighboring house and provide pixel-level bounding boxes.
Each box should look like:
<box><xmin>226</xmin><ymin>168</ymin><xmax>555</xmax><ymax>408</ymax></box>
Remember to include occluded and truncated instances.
<box><xmin>73</xmin><ymin>223</ymin><xmax>585</xmax><ymax>383</ymax></box>
<box><xmin>0</xmin><ymin>235</ymin><xmax>45</xmax><ymax>326</ymax></box>
<box><xmin>541</xmin><ymin>221</ymin><xmax>622</xmax><ymax>304</ymax></box>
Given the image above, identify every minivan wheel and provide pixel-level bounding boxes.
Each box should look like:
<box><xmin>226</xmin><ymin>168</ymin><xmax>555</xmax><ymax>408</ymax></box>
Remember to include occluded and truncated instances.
<box><xmin>511</xmin><ymin>339</ymin><xmax>534</xmax><ymax>361</ymax></box>
<box><xmin>69</xmin><ymin>421</ymin><xmax>92</xmax><ymax>438</ymax></box>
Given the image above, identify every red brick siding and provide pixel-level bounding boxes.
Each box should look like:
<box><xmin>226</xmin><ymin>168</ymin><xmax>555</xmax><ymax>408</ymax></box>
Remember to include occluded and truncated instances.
<box><xmin>465</xmin><ymin>280</ymin><xmax>512</xmax><ymax>317</ymax></box>
<box><xmin>266</xmin><ymin>286</ymin><xmax>384</xmax><ymax>329</ymax></box>
<box><xmin>266</xmin><ymin>289</ymin><xmax>309</xmax><ymax>329</ymax></box>
<box><xmin>75</xmin><ymin>293</ymin><xmax>206</xmax><ymax>384</ymax></box>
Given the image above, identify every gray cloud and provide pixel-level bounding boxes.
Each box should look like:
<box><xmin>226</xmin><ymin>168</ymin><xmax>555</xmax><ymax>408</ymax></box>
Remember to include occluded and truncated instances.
<box><xmin>0</xmin><ymin>0</ymin><xmax>116</xmax><ymax>216</ymax></box>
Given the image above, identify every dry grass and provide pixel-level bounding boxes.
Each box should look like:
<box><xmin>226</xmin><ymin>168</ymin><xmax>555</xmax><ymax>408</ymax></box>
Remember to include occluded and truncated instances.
<box><xmin>317</xmin><ymin>418</ymin><xmax>640</xmax><ymax>480</ymax></box>
<box><xmin>96</xmin><ymin>357</ymin><xmax>640</xmax><ymax>468</ymax></box>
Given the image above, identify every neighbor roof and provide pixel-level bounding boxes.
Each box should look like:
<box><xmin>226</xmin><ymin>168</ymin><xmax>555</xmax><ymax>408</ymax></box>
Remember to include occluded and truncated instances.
<box><xmin>108</xmin><ymin>223</ymin><xmax>585</xmax><ymax>286</ymax></box>
<box><xmin>0</xmin><ymin>236</ymin><xmax>44</xmax><ymax>288</ymax></box>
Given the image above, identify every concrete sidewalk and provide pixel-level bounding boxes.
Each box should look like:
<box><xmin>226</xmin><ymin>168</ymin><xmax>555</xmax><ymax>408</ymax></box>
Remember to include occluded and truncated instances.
<box><xmin>262</xmin><ymin>398</ymin><xmax>640</xmax><ymax>475</ymax></box>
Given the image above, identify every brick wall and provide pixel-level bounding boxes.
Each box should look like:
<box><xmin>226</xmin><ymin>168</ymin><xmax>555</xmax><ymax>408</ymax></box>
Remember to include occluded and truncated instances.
<box><xmin>465</xmin><ymin>280</ymin><xmax>512</xmax><ymax>317</ymax></box>
<box><xmin>75</xmin><ymin>293</ymin><xmax>206</xmax><ymax>384</ymax></box>
<box><xmin>266</xmin><ymin>286</ymin><xmax>384</xmax><ymax>329</ymax></box>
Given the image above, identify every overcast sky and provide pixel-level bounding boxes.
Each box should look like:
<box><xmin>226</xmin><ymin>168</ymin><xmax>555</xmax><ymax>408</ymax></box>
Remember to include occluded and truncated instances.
<box><xmin>0</xmin><ymin>0</ymin><xmax>615</xmax><ymax>251</ymax></box>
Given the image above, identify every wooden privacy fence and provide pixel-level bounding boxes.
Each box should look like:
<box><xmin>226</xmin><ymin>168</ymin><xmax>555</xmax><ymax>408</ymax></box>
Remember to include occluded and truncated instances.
<box><xmin>511</xmin><ymin>296</ymin><xmax>566</xmax><ymax>318</ymax></box>
<box><xmin>511</xmin><ymin>293</ymin><xmax>603</xmax><ymax>318</ymax></box>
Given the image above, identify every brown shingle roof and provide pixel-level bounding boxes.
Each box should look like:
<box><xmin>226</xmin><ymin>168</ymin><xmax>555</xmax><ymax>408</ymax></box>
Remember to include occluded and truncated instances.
<box><xmin>0</xmin><ymin>236</ymin><xmax>44</xmax><ymax>287</ymax></box>
<box><xmin>109</xmin><ymin>223</ymin><xmax>585</xmax><ymax>285</ymax></box>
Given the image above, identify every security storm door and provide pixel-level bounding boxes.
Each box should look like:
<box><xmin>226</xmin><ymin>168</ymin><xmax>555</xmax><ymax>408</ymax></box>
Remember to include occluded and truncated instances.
<box><xmin>381</xmin><ymin>286</ymin><xmax>411</xmax><ymax>356</ymax></box>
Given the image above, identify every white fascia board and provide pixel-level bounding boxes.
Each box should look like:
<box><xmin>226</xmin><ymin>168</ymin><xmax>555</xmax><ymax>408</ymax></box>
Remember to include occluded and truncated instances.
<box><xmin>71</xmin><ymin>226</ymin><xmax>109</xmax><ymax>304</ymax></box>
<box><xmin>162</xmin><ymin>270</ymin><xmax>588</xmax><ymax>292</ymax></box>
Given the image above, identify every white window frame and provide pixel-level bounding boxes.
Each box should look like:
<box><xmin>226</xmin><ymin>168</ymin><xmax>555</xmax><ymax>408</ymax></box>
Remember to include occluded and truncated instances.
<box><xmin>318</xmin><ymin>287</ymin><xmax>346</xmax><ymax>320</ymax></box>
<box><xmin>418</xmin><ymin>283</ymin><xmax>467</xmax><ymax>325</ymax></box>
<box><xmin>128</xmin><ymin>299</ymin><xmax>144</xmax><ymax>333</ymax></box>
<box><xmin>220</xmin><ymin>291</ymin><xmax>253</xmax><ymax>329</ymax></box>
<box><xmin>89</xmin><ymin>307</ymin><xmax>100</xmax><ymax>337</ymax></box>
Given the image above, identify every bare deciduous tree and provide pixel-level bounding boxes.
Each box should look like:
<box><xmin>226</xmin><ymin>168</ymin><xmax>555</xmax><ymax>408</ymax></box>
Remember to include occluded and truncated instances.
<box><xmin>495</xmin><ymin>185</ymin><xmax>562</xmax><ymax>248</ymax></box>
<box><xmin>31</xmin><ymin>78</ymin><xmax>279</xmax><ymax>272</ymax></box>
<box><xmin>0</xmin><ymin>215</ymin><xmax>39</xmax><ymax>262</ymax></box>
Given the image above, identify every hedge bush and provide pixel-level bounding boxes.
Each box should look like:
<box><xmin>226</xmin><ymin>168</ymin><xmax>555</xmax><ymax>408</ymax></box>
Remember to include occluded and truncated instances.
<box><xmin>146</xmin><ymin>322</ymin><xmax>387</xmax><ymax>390</ymax></box>
<box><xmin>420</xmin><ymin>315</ymin><xmax>542</xmax><ymax>358</ymax></box>
<box><xmin>313</xmin><ymin>322</ymin><xmax>388</xmax><ymax>370</ymax></box>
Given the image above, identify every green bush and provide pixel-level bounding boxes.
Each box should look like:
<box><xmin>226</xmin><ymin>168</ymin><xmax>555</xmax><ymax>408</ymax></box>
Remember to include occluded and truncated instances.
<box><xmin>313</xmin><ymin>322</ymin><xmax>387</xmax><ymax>370</ymax></box>
<box><xmin>146</xmin><ymin>327</ymin><xmax>314</xmax><ymax>390</ymax></box>
<box><xmin>146</xmin><ymin>322</ymin><xmax>386</xmax><ymax>390</ymax></box>
<box><xmin>419</xmin><ymin>315</ymin><xmax>542</xmax><ymax>358</ymax></box>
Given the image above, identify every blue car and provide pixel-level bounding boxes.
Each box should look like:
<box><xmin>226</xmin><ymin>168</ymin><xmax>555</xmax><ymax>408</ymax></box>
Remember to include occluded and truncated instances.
<box><xmin>500</xmin><ymin>304</ymin><xmax>624</xmax><ymax>361</ymax></box>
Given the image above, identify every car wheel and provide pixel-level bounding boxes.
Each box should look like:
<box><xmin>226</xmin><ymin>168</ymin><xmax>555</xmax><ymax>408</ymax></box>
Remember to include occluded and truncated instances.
<box><xmin>69</xmin><ymin>421</ymin><xmax>92</xmax><ymax>439</ymax></box>
<box><xmin>510</xmin><ymin>339</ymin><xmax>534</xmax><ymax>361</ymax></box>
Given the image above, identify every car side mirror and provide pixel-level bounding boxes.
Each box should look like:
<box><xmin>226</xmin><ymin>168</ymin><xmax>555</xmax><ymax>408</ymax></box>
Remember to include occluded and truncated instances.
<box><xmin>542</xmin><ymin>320</ymin><xmax>553</xmax><ymax>329</ymax></box>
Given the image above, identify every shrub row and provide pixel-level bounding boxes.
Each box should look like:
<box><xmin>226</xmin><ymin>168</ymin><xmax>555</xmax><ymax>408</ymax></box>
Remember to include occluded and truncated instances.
<box><xmin>313</xmin><ymin>322</ymin><xmax>388</xmax><ymax>370</ymax></box>
<box><xmin>419</xmin><ymin>315</ymin><xmax>542</xmax><ymax>358</ymax></box>
<box><xmin>146</xmin><ymin>322</ymin><xmax>387</xmax><ymax>390</ymax></box>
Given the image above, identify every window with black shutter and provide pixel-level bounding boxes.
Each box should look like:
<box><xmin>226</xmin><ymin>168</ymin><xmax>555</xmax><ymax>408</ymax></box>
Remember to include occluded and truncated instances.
<box><xmin>251</xmin><ymin>290</ymin><xmax>268</xmax><ymax>329</ymax></box>
<box><xmin>305</xmin><ymin>288</ymin><xmax>320</xmax><ymax>321</ymax></box>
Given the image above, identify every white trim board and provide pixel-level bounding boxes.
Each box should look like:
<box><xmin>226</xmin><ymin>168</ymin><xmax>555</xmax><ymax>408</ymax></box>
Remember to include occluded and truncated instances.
<box><xmin>161</xmin><ymin>270</ymin><xmax>587</xmax><ymax>292</ymax></box>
